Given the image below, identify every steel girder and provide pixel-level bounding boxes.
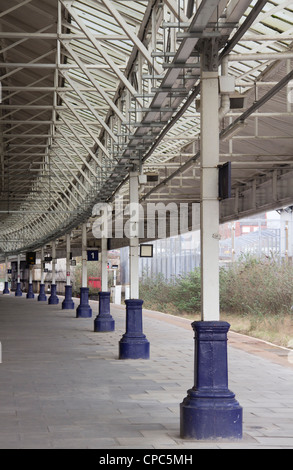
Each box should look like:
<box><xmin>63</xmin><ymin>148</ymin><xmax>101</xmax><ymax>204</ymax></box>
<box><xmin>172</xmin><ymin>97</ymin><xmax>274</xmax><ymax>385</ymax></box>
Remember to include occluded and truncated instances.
<box><xmin>0</xmin><ymin>0</ymin><xmax>293</xmax><ymax>258</ymax></box>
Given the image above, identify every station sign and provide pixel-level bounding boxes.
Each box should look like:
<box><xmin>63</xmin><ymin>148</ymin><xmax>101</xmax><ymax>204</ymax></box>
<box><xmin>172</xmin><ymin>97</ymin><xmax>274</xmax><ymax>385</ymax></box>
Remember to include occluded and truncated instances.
<box><xmin>87</xmin><ymin>250</ymin><xmax>99</xmax><ymax>261</ymax></box>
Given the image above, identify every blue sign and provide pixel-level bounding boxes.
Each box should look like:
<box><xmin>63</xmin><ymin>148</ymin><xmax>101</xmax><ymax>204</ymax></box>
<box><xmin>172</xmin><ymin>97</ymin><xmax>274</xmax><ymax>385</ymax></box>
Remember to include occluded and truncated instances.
<box><xmin>87</xmin><ymin>250</ymin><xmax>99</xmax><ymax>261</ymax></box>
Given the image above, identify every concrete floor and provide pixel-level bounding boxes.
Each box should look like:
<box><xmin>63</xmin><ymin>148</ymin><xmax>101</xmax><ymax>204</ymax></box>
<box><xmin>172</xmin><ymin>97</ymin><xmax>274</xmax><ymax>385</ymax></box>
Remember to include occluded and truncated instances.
<box><xmin>0</xmin><ymin>293</ymin><xmax>293</xmax><ymax>449</ymax></box>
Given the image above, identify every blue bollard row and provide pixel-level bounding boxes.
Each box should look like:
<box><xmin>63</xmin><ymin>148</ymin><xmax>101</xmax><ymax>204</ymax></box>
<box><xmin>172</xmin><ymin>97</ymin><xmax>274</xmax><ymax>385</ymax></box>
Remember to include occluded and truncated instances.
<box><xmin>17</xmin><ymin>284</ymin><xmax>243</xmax><ymax>441</ymax></box>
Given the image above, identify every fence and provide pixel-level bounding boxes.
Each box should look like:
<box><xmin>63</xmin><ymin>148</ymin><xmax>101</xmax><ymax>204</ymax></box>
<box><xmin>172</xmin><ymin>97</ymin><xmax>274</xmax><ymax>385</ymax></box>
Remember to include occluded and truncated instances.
<box><xmin>120</xmin><ymin>214</ymin><xmax>293</xmax><ymax>282</ymax></box>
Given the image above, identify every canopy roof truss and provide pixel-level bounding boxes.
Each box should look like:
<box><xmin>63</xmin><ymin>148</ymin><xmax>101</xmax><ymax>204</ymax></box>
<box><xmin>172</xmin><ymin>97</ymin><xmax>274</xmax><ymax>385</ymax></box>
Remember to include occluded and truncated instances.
<box><xmin>0</xmin><ymin>0</ymin><xmax>293</xmax><ymax>257</ymax></box>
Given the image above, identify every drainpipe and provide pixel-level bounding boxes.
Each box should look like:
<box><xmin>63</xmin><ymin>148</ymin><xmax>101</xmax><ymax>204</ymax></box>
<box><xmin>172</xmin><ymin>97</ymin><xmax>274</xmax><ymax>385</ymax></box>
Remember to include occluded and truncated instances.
<box><xmin>219</xmin><ymin>56</ymin><xmax>231</xmax><ymax>121</ymax></box>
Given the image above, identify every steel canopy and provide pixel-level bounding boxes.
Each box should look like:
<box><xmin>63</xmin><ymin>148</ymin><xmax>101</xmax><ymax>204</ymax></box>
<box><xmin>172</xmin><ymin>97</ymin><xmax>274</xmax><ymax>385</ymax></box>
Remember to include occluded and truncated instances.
<box><xmin>0</xmin><ymin>0</ymin><xmax>293</xmax><ymax>258</ymax></box>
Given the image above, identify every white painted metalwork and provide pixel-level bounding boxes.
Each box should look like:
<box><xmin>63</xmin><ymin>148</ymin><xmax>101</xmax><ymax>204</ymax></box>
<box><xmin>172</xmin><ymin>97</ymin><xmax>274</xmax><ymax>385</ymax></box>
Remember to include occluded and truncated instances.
<box><xmin>81</xmin><ymin>223</ymin><xmax>88</xmax><ymax>288</ymax></box>
<box><xmin>200</xmin><ymin>68</ymin><xmax>220</xmax><ymax>322</ymax></box>
<box><xmin>40</xmin><ymin>247</ymin><xmax>45</xmax><ymax>285</ymax></box>
<box><xmin>101</xmin><ymin>237</ymin><xmax>108</xmax><ymax>292</ymax></box>
<box><xmin>129</xmin><ymin>171</ymin><xmax>140</xmax><ymax>299</ymax></box>
<box><xmin>51</xmin><ymin>241</ymin><xmax>56</xmax><ymax>285</ymax></box>
<box><xmin>65</xmin><ymin>233</ymin><xmax>71</xmax><ymax>286</ymax></box>
<box><xmin>0</xmin><ymin>0</ymin><xmax>292</xmax><ymax>260</ymax></box>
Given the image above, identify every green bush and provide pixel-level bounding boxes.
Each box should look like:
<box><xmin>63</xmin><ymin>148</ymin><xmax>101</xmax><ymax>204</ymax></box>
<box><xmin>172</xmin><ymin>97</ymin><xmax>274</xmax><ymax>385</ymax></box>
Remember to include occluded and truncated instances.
<box><xmin>140</xmin><ymin>255</ymin><xmax>293</xmax><ymax>317</ymax></box>
<box><xmin>139</xmin><ymin>269</ymin><xmax>201</xmax><ymax>314</ymax></box>
<box><xmin>139</xmin><ymin>272</ymin><xmax>173</xmax><ymax>312</ymax></box>
<box><xmin>220</xmin><ymin>254</ymin><xmax>293</xmax><ymax>316</ymax></box>
<box><xmin>171</xmin><ymin>268</ymin><xmax>201</xmax><ymax>313</ymax></box>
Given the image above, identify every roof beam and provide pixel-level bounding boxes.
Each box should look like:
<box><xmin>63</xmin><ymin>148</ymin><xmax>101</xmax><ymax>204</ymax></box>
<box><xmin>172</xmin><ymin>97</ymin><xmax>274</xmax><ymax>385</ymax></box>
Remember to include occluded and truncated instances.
<box><xmin>51</xmin><ymin>156</ymin><xmax>85</xmax><ymax>199</ymax></box>
<box><xmin>58</xmin><ymin>114</ymin><xmax>103</xmax><ymax>170</ymax></box>
<box><xmin>0</xmin><ymin>32</ymin><xmax>128</xmax><ymax>40</ymax></box>
<box><xmin>52</xmin><ymin>143</ymin><xmax>93</xmax><ymax>191</ymax></box>
<box><xmin>60</xmin><ymin>0</ymin><xmax>143</xmax><ymax>106</ymax></box>
<box><xmin>57</xmin><ymin>126</ymin><xmax>99</xmax><ymax>180</ymax></box>
<box><xmin>100</xmin><ymin>0</ymin><xmax>163</xmax><ymax>76</ymax></box>
<box><xmin>0</xmin><ymin>0</ymin><xmax>33</xmax><ymax>18</ymax></box>
<box><xmin>228</xmin><ymin>51</ymin><xmax>293</xmax><ymax>62</ymax></box>
<box><xmin>0</xmin><ymin>50</ymin><xmax>56</xmax><ymax>80</ymax></box>
<box><xmin>61</xmin><ymin>40</ymin><xmax>125</xmax><ymax>123</ymax></box>
<box><xmin>0</xmin><ymin>63</ymin><xmax>123</xmax><ymax>71</ymax></box>
<box><xmin>163</xmin><ymin>0</ymin><xmax>189</xmax><ymax>23</ymax></box>
<box><xmin>221</xmin><ymin>68</ymin><xmax>293</xmax><ymax>140</ymax></box>
<box><xmin>0</xmin><ymin>95</ymin><xmax>52</xmax><ymax>121</ymax></box>
<box><xmin>220</xmin><ymin>0</ymin><xmax>269</xmax><ymax>59</ymax></box>
<box><xmin>59</xmin><ymin>94</ymin><xmax>112</xmax><ymax>159</ymax></box>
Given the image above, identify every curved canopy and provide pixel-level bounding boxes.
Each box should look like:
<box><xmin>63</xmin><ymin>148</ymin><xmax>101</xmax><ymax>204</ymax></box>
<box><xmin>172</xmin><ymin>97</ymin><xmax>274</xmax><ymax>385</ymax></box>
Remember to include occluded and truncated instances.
<box><xmin>0</xmin><ymin>0</ymin><xmax>293</xmax><ymax>257</ymax></box>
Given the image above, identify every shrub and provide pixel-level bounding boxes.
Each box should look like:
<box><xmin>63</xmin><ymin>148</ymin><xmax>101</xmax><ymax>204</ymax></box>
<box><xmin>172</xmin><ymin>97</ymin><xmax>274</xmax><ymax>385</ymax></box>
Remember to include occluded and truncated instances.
<box><xmin>171</xmin><ymin>268</ymin><xmax>201</xmax><ymax>313</ymax></box>
<box><xmin>220</xmin><ymin>254</ymin><xmax>293</xmax><ymax>315</ymax></box>
<box><xmin>140</xmin><ymin>254</ymin><xmax>293</xmax><ymax>318</ymax></box>
<box><xmin>139</xmin><ymin>272</ymin><xmax>173</xmax><ymax>312</ymax></box>
<box><xmin>139</xmin><ymin>268</ymin><xmax>201</xmax><ymax>314</ymax></box>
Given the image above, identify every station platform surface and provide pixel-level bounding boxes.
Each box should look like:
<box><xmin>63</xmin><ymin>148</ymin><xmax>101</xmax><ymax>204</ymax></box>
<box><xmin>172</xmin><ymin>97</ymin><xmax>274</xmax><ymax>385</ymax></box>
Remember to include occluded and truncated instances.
<box><xmin>0</xmin><ymin>292</ymin><xmax>293</xmax><ymax>450</ymax></box>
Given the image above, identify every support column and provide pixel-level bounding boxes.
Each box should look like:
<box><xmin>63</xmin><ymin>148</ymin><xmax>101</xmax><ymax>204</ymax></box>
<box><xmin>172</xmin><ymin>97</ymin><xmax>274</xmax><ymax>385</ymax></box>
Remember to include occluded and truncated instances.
<box><xmin>119</xmin><ymin>170</ymin><xmax>149</xmax><ymax>359</ymax></box>
<box><xmin>48</xmin><ymin>241</ymin><xmax>59</xmax><ymax>305</ymax></box>
<box><xmin>94</xmin><ymin>237</ymin><xmax>115</xmax><ymax>332</ymax></box>
<box><xmin>76</xmin><ymin>223</ymin><xmax>92</xmax><ymax>318</ymax></box>
<box><xmin>38</xmin><ymin>247</ymin><xmax>47</xmax><ymax>301</ymax></box>
<box><xmin>26</xmin><ymin>265</ymin><xmax>35</xmax><ymax>299</ymax></box>
<box><xmin>200</xmin><ymin>69</ymin><xmax>220</xmax><ymax>323</ymax></box>
<box><xmin>62</xmin><ymin>234</ymin><xmax>74</xmax><ymax>310</ymax></box>
<box><xmin>15</xmin><ymin>254</ymin><xmax>22</xmax><ymax>296</ymax></box>
<box><xmin>129</xmin><ymin>171</ymin><xmax>140</xmax><ymax>300</ymax></box>
<box><xmin>3</xmin><ymin>256</ymin><xmax>10</xmax><ymax>294</ymax></box>
<box><xmin>180</xmin><ymin>47</ymin><xmax>242</xmax><ymax>440</ymax></box>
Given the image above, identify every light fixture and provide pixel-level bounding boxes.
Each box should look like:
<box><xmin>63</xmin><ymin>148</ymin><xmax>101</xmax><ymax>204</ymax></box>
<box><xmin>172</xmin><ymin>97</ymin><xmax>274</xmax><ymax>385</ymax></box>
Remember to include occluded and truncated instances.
<box><xmin>146</xmin><ymin>172</ymin><xmax>159</xmax><ymax>182</ymax></box>
<box><xmin>139</xmin><ymin>244</ymin><xmax>153</xmax><ymax>258</ymax></box>
<box><xmin>230</xmin><ymin>94</ymin><xmax>246</xmax><ymax>109</ymax></box>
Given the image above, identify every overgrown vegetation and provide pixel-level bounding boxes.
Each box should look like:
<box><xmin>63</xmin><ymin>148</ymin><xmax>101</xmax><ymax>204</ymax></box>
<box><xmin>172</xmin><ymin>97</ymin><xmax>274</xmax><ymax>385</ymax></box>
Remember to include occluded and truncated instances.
<box><xmin>140</xmin><ymin>255</ymin><xmax>293</xmax><ymax>348</ymax></box>
<box><xmin>220</xmin><ymin>254</ymin><xmax>293</xmax><ymax>316</ymax></box>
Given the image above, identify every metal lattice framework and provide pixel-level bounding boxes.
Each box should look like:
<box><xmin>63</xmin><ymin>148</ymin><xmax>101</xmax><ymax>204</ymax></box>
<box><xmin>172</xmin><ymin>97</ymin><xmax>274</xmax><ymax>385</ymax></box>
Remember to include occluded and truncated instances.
<box><xmin>0</xmin><ymin>0</ymin><xmax>293</xmax><ymax>258</ymax></box>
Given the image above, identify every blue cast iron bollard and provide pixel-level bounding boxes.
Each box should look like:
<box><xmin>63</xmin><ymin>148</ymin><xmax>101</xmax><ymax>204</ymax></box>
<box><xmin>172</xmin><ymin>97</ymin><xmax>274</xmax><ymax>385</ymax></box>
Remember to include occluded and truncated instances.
<box><xmin>48</xmin><ymin>284</ymin><xmax>59</xmax><ymax>305</ymax></box>
<box><xmin>180</xmin><ymin>321</ymin><xmax>243</xmax><ymax>440</ymax></box>
<box><xmin>3</xmin><ymin>282</ymin><xmax>9</xmax><ymax>295</ymax></box>
<box><xmin>15</xmin><ymin>283</ymin><xmax>22</xmax><ymax>297</ymax></box>
<box><xmin>26</xmin><ymin>283</ymin><xmax>35</xmax><ymax>299</ymax></box>
<box><xmin>76</xmin><ymin>287</ymin><xmax>92</xmax><ymax>318</ymax></box>
<box><xmin>94</xmin><ymin>291</ymin><xmax>115</xmax><ymax>332</ymax></box>
<box><xmin>119</xmin><ymin>299</ymin><xmax>150</xmax><ymax>360</ymax></box>
<box><xmin>38</xmin><ymin>284</ymin><xmax>47</xmax><ymax>302</ymax></box>
<box><xmin>62</xmin><ymin>285</ymin><xmax>75</xmax><ymax>310</ymax></box>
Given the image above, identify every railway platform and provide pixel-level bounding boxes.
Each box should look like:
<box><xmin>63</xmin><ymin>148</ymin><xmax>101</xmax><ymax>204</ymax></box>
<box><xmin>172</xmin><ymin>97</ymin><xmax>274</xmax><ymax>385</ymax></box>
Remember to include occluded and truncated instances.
<box><xmin>0</xmin><ymin>293</ymin><xmax>292</xmax><ymax>449</ymax></box>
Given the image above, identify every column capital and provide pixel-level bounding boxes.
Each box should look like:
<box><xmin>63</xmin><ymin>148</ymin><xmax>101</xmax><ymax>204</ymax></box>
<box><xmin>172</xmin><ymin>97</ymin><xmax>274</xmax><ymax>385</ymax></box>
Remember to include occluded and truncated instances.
<box><xmin>198</xmin><ymin>37</ymin><xmax>222</xmax><ymax>72</ymax></box>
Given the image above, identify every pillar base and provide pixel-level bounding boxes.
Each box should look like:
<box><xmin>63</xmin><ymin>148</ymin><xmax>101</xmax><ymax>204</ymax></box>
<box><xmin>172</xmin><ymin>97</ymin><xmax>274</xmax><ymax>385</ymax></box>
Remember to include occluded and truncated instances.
<box><xmin>76</xmin><ymin>287</ymin><xmax>92</xmax><ymax>318</ymax></box>
<box><xmin>3</xmin><ymin>282</ymin><xmax>9</xmax><ymax>295</ymax></box>
<box><xmin>119</xmin><ymin>299</ymin><xmax>150</xmax><ymax>360</ymax></box>
<box><xmin>26</xmin><ymin>283</ymin><xmax>35</xmax><ymax>299</ymax></box>
<box><xmin>62</xmin><ymin>285</ymin><xmax>74</xmax><ymax>310</ymax></box>
<box><xmin>94</xmin><ymin>292</ymin><xmax>115</xmax><ymax>332</ymax></box>
<box><xmin>38</xmin><ymin>284</ymin><xmax>47</xmax><ymax>302</ymax></box>
<box><xmin>180</xmin><ymin>321</ymin><xmax>242</xmax><ymax>440</ymax></box>
<box><xmin>48</xmin><ymin>284</ymin><xmax>59</xmax><ymax>305</ymax></box>
<box><xmin>15</xmin><ymin>283</ymin><xmax>22</xmax><ymax>297</ymax></box>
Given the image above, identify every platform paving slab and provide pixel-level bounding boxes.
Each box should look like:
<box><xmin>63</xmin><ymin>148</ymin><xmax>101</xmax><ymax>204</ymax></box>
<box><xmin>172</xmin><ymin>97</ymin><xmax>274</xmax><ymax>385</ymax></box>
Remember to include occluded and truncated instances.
<box><xmin>0</xmin><ymin>293</ymin><xmax>293</xmax><ymax>449</ymax></box>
